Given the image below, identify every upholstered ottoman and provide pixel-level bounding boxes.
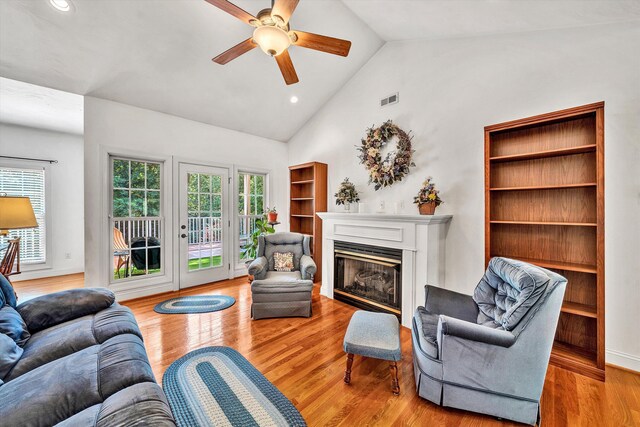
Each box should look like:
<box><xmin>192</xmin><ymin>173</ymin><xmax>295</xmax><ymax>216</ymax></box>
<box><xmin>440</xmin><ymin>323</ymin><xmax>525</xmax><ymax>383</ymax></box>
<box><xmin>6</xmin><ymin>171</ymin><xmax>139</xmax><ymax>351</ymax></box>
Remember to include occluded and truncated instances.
<box><xmin>343</xmin><ymin>310</ymin><xmax>402</xmax><ymax>395</ymax></box>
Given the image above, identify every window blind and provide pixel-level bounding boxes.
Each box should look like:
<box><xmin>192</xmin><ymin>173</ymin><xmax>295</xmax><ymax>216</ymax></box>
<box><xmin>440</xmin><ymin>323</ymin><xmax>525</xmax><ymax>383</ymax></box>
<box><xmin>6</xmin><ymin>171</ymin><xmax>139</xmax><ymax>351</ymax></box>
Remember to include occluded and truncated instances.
<box><xmin>0</xmin><ymin>166</ymin><xmax>46</xmax><ymax>264</ymax></box>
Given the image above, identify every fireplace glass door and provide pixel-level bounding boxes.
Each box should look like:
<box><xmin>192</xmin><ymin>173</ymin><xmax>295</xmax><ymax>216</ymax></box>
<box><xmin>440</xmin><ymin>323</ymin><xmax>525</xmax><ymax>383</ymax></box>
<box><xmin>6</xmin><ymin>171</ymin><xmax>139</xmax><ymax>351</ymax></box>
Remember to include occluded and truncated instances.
<box><xmin>334</xmin><ymin>243</ymin><xmax>402</xmax><ymax>315</ymax></box>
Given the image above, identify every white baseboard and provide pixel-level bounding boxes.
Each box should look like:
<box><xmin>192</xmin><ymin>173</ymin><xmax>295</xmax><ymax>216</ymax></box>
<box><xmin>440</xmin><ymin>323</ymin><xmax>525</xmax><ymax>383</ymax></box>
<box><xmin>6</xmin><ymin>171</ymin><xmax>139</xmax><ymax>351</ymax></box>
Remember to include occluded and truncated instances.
<box><xmin>10</xmin><ymin>267</ymin><xmax>84</xmax><ymax>282</ymax></box>
<box><xmin>606</xmin><ymin>349</ymin><xmax>640</xmax><ymax>373</ymax></box>
<box><xmin>114</xmin><ymin>282</ymin><xmax>175</xmax><ymax>302</ymax></box>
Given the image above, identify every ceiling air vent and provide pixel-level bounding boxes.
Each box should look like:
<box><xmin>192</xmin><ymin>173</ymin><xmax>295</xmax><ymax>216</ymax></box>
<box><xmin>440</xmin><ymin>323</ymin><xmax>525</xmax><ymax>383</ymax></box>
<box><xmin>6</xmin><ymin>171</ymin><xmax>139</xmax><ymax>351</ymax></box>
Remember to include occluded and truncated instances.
<box><xmin>380</xmin><ymin>93</ymin><xmax>399</xmax><ymax>107</ymax></box>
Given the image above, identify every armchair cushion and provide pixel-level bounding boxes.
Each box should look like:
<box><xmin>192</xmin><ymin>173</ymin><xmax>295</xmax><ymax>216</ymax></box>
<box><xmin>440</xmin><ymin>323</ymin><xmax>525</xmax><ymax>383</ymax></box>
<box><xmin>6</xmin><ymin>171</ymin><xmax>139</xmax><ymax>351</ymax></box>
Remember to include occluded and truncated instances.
<box><xmin>0</xmin><ymin>305</ymin><xmax>30</xmax><ymax>347</ymax></box>
<box><xmin>299</xmin><ymin>255</ymin><xmax>317</xmax><ymax>280</ymax></box>
<box><xmin>438</xmin><ymin>315</ymin><xmax>516</xmax><ymax>348</ymax></box>
<box><xmin>261</xmin><ymin>233</ymin><xmax>305</xmax><ymax>271</ymax></box>
<box><xmin>248</xmin><ymin>256</ymin><xmax>268</xmax><ymax>280</ymax></box>
<box><xmin>413</xmin><ymin>307</ymin><xmax>439</xmax><ymax>358</ymax></box>
<box><xmin>17</xmin><ymin>288</ymin><xmax>115</xmax><ymax>333</ymax></box>
<box><xmin>424</xmin><ymin>285</ymin><xmax>479</xmax><ymax>323</ymax></box>
<box><xmin>473</xmin><ymin>257</ymin><xmax>549</xmax><ymax>330</ymax></box>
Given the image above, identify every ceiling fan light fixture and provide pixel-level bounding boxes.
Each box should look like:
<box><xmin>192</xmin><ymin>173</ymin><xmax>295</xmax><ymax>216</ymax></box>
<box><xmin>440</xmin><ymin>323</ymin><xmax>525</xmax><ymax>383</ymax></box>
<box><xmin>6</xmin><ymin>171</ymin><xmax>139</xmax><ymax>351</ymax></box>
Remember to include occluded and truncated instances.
<box><xmin>252</xmin><ymin>25</ymin><xmax>291</xmax><ymax>57</ymax></box>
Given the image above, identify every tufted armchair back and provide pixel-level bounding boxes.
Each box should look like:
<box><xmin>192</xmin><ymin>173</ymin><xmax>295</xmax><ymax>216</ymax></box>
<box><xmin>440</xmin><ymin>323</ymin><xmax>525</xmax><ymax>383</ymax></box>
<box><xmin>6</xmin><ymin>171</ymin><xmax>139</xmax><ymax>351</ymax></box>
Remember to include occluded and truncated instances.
<box><xmin>473</xmin><ymin>257</ymin><xmax>555</xmax><ymax>331</ymax></box>
<box><xmin>257</xmin><ymin>232</ymin><xmax>311</xmax><ymax>272</ymax></box>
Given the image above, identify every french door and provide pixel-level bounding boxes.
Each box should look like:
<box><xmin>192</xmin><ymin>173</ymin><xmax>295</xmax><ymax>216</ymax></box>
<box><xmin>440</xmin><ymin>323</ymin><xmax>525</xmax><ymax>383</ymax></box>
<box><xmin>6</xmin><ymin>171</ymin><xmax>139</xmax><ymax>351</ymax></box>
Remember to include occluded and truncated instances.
<box><xmin>178</xmin><ymin>163</ymin><xmax>230</xmax><ymax>288</ymax></box>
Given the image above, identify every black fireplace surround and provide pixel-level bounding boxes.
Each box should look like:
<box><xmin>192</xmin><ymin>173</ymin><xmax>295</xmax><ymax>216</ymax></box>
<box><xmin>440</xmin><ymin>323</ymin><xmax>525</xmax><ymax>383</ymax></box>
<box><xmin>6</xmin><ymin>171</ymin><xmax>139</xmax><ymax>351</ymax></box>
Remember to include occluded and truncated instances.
<box><xmin>333</xmin><ymin>241</ymin><xmax>402</xmax><ymax>318</ymax></box>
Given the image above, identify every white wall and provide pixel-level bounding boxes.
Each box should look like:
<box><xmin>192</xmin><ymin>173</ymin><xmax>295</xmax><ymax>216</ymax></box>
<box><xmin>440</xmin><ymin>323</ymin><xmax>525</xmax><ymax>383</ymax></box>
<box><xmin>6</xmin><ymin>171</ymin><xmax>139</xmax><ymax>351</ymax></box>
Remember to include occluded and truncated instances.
<box><xmin>288</xmin><ymin>23</ymin><xmax>640</xmax><ymax>370</ymax></box>
<box><xmin>0</xmin><ymin>123</ymin><xmax>84</xmax><ymax>280</ymax></box>
<box><xmin>84</xmin><ymin>97</ymin><xmax>289</xmax><ymax>300</ymax></box>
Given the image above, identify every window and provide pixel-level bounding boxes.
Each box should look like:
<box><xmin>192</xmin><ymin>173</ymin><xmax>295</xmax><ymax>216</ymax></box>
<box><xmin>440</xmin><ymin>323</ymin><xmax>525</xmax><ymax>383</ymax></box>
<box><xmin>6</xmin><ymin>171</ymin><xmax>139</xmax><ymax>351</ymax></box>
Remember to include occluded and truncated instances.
<box><xmin>0</xmin><ymin>166</ymin><xmax>47</xmax><ymax>264</ymax></box>
<box><xmin>111</xmin><ymin>157</ymin><xmax>163</xmax><ymax>282</ymax></box>
<box><xmin>238</xmin><ymin>172</ymin><xmax>266</xmax><ymax>262</ymax></box>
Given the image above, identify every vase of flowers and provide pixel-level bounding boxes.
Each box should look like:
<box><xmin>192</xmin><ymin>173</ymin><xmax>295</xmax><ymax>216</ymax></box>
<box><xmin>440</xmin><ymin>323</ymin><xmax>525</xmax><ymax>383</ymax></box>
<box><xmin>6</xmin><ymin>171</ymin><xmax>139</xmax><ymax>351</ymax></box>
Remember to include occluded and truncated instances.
<box><xmin>265</xmin><ymin>206</ymin><xmax>278</xmax><ymax>223</ymax></box>
<box><xmin>414</xmin><ymin>177</ymin><xmax>443</xmax><ymax>215</ymax></box>
<box><xmin>335</xmin><ymin>178</ymin><xmax>360</xmax><ymax>213</ymax></box>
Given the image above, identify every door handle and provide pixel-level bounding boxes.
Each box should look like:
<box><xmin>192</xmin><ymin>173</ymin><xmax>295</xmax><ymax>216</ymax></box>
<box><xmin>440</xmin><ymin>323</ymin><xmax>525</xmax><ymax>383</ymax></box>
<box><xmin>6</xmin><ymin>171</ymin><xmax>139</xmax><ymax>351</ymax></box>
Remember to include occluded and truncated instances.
<box><xmin>181</xmin><ymin>225</ymin><xmax>186</xmax><ymax>230</ymax></box>
<box><xmin>181</xmin><ymin>234</ymin><xmax>187</xmax><ymax>239</ymax></box>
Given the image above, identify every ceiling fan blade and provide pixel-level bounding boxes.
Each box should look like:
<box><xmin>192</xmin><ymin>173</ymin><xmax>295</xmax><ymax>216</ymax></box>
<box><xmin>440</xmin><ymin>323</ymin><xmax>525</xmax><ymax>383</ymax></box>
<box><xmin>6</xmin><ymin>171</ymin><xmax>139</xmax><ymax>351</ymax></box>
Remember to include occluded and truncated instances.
<box><xmin>213</xmin><ymin>38</ymin><xmax>256</xmax><ymax>64</ymax></box>
<box><xmin>204</xmin><ymin>0</ymin><xmax>257</xmax><ymax>25</ymax></box>
<box><xmin>271</xmin><ymin>0</ymin><xmax>299</xmax><ymax>24</ymax></box>
<box><xmin>292</xmin><ymin>31</ymin><xmax>351</xmax><ymax>57</ymax></box>
<box><xmin>275</xmin><ymin>50</ymin><xmax>299</xmax><ymax>85</ymax></box>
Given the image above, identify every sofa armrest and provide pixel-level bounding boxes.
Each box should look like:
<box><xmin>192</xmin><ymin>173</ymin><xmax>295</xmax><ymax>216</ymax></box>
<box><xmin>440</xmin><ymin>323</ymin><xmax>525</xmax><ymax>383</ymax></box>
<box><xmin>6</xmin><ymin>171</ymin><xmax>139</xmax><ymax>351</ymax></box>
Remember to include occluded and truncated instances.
<box><xmin>438</xmin><ymin>315</ymin><xmax>516</xmax><ymax>348</ymax></box>
<box><xmin>16</xmin><ymin>288</ymin><xmax>115</xmax><ymax>332</ymax></box>
<box><xmin>300</xmin><ymin>255</ymin><xmax>317</xmax><ymax>280</ymax></box>
<box><xmin>248</xmin><ymin>256</ymin><xmax>268</xmax><ymax>280</ymax></box>
<box><xmin>424</xmin><ymin>285</ymin><xmax>479</xmax><ymax>323</ymax></box>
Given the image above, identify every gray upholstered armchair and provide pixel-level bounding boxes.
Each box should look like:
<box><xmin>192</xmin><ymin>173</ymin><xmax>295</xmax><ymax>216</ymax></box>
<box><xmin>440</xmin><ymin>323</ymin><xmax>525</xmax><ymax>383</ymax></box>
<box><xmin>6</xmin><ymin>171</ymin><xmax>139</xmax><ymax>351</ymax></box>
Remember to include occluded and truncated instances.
<box><xmin>411</xmin><ymin>257</ymin><xmax>567</xmax><ymax>426</ymax></box>
<box><xmin>248</xmin><ymin>232</ymin><xmax>317</xmax><ymax>320</ymax></box>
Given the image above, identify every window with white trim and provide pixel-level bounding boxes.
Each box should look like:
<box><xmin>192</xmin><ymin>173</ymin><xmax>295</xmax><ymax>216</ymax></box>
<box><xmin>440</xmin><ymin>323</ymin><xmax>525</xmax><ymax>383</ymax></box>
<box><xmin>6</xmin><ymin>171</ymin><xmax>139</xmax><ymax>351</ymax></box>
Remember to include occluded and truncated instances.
<box><xmin>110</xmin><ymin>157</ymin><xmax>163</xmax><ymax>282</ymax></box>
<box><xmin>238</xmin><ymin>172</ymin><xmax>266</xmax><ymax>262</ymax></box>
<box><xmin>0</xmin><ymin>166</ymin><xmax>47</xmax><ymax>264</ymax></box>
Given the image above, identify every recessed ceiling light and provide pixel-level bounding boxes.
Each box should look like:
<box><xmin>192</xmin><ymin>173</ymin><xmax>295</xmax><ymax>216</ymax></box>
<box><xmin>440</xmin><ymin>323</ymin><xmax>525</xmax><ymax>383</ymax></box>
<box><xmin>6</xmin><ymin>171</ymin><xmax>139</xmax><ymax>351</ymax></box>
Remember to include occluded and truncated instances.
<box><xmin>290</xmin><ymin>96</ymin><xmax>299</xmax><ymax>104</ymax></box>
<box><xmin>49</xmin><ymin>0</ymin><xmax>73</xmax><ymax>12</ymax></box>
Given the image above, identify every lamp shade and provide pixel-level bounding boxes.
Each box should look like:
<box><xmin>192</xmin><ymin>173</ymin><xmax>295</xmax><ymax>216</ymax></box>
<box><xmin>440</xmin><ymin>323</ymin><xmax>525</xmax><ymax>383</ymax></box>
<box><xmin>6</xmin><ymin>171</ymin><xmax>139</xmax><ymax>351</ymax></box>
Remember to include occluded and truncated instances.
<box><xmin>253</xmin><ymin>25</ymin><xmax>291</xmax><ymax>56</ymax></box>
<box><xmin>0</xmin><ymin>196</ymin><xmax>38</xmax><ymax>230</ymax></box>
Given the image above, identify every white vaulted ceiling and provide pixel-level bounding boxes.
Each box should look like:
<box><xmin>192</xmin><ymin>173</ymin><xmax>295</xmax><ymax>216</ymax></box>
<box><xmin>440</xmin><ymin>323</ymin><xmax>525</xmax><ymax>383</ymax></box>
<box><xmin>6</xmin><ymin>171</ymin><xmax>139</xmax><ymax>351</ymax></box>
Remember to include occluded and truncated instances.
<box><xmin>2</xmin><ymin>1</ymin><xmax>639</xmax><ymax>141</ymax></box>
<box><xmin>0</xmin><ymin>0</ymin><xmax>383</xmax><ymax>141</ymax></box>
<box><xmin>342</xmin><ymin>0</ymin><xmax>640</xmax><ymax>42</ymax></box>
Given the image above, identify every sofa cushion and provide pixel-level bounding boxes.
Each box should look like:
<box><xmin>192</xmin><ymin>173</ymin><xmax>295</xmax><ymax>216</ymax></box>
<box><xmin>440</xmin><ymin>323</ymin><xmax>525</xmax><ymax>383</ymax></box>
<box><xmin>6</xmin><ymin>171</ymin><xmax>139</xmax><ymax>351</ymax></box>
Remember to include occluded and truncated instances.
<box><xmin>413</xmin><ymin>307</ymin><xmax>439</xmax><ymax>358</ymax></box>
<box><xmin>0</xmin><ymin>333</ymin><xmax>155</xmax><ymax>426</ymax></box>
<box><xmin>0</xmin><ymin>274</ymin><xmax>17</xmax><ymax>308</ymax></box>
<box><xmin>17</xmin><ymin>288</ymin><xmax>116</xmax><ymax>333</ymax></box>
<box><xmin>0</xmin><ymin>332</ymin><xmax>23</xmax><ymax>380</ymax></box>
<box><xmin>55</xmin><ymin>382</ymin><xmax>176</xmax><ymax>427</ymax></box>
<box><xmin>5</xmin><ymin>304</ymin><xmax>142</xmax><ymax>381</ymax></box>
<box><xmin>473</xmin><ymin>257</ymin><xmax>550</xmax><ymax>330</ymax></box>
<box><xmin>0</xmin><ymin>304</ymin><xmax>30</xmax><ymax>347</ymax></box>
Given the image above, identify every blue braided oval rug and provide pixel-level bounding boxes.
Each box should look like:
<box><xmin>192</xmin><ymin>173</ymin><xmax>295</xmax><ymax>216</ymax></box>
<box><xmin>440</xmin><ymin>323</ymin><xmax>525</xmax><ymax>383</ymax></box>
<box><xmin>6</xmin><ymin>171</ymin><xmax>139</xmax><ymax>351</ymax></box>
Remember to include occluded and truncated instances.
<box><xmin>154</xmin><ymin>295</ymin><xmax>235</xmax><ymax>314</ymax></box>
<box><xmin>163</xmin><ymin>346</ymin><xmax>306</xmax><ymax>427</ymax></box>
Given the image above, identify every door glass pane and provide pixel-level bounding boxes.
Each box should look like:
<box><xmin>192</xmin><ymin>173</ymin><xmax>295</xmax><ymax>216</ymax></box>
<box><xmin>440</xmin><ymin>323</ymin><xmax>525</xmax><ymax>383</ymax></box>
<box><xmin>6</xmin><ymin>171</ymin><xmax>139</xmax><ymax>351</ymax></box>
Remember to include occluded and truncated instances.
<box><xmin>111</xmin><ymin>158</ymin><xmax>163</xmax><ymax>282</ymax></box>
<box><xmin>238</xmin><ymin>172</ymin><xmax>267</xmax><ymax>262</ymax></box>
<box><xmin>187</xmin><ymin>172</ymin><xmax>223</xmax><ymax>272</ymax></box>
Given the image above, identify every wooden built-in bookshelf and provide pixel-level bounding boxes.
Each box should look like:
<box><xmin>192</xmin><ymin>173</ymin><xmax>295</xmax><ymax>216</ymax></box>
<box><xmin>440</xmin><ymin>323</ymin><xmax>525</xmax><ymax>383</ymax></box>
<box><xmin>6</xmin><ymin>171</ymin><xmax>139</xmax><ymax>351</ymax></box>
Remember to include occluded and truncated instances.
<box><xmin>484</xmin><ymin>102</ymin><xmax>605</xmax><ymax>381</ymax></box>
<box><xmin>289</xmin><ymin>162</ymin><xmax>327</xmax><ymax>282</ymax></box>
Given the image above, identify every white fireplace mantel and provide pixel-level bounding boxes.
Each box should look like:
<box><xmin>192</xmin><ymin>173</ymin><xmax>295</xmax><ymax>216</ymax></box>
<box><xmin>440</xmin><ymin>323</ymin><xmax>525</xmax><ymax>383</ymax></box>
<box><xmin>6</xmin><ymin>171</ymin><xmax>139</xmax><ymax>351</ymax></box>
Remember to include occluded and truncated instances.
<box><xmin>317</xmin><ymin>212</ymin><xmax>453</xmax><ymax>328</ymax></box>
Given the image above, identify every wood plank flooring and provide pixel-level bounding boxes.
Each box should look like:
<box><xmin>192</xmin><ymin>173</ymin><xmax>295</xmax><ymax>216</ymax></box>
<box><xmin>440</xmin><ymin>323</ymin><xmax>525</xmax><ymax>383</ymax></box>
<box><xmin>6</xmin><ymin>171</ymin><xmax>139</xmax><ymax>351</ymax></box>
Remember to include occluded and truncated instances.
<box><xmin>12</xmin><ymin>274</ymin><xmax>640</xmax><ymax>426</ymax></box>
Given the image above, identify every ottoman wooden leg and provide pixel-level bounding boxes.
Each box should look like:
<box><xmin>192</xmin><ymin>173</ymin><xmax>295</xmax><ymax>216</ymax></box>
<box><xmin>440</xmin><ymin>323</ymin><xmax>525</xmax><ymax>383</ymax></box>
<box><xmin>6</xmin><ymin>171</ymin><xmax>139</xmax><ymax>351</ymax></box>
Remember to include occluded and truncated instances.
<box><xmin>389</xmin><ymin>361</ymin><xmax>400</xmax><ymax>395</ymax></box>
<box><xmin>344</xmin><ymin>353</ymin><xmax>354</xmax><ymax>384</ymax></box>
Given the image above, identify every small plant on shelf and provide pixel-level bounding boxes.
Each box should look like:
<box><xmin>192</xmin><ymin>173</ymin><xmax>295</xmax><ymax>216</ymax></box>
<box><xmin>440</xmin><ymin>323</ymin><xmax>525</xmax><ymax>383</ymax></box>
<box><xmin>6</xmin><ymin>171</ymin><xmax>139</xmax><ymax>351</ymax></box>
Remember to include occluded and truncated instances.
<box><xmin>334</xmin><ymin>178</ymin><xmax>360</xmax><ymax>212</ymax></box>
<box><xmin>265</xmin><ymin>206</ymin><xmax>278</xmax><ymax>223</ymax></box>
<box><xmin>414</xmin><ymin>176</ymin><xmax>443</xmax><ymax>215</ymax></box>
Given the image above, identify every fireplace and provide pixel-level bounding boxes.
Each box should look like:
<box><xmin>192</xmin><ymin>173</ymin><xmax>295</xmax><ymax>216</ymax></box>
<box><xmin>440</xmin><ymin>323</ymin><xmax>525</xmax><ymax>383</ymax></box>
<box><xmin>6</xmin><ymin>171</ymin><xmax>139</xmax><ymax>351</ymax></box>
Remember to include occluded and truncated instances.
<box><xmin>333</xmin><ymin>241</ymin><xmax>402</xmax><ymax>318</ymax></box>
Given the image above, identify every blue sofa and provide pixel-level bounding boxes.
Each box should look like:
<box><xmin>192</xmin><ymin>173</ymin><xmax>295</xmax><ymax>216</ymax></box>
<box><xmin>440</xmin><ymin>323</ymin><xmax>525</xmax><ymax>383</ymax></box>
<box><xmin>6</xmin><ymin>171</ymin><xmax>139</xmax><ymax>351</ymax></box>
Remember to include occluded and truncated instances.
<box><xmin>0</xmin><ymin>276</ymin><xmax>176</xmax><ymax>426</ymax></box>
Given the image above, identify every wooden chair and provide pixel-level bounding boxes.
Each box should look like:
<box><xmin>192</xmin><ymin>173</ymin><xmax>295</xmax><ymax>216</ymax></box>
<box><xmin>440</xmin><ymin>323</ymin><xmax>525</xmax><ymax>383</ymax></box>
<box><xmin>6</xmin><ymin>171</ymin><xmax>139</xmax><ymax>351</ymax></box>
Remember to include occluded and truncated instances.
<box><xmin>0</xmin><ymin>238</ymin><xmax>21</xmax><ymax>279</ymax></box>
<box><xmin>113</xmin><ymin>228</ymin><xmax>130</xmax><ymax>278</ymax></box>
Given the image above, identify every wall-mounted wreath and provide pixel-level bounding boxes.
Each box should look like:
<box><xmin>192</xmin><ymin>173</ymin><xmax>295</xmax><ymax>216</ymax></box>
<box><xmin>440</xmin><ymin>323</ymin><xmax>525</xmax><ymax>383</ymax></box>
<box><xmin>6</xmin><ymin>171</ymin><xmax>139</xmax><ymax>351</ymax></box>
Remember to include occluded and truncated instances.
<box><xmin>357</xmin><ymin>120</ymin><xmax>415</xmax><ymax>191</ymax></box>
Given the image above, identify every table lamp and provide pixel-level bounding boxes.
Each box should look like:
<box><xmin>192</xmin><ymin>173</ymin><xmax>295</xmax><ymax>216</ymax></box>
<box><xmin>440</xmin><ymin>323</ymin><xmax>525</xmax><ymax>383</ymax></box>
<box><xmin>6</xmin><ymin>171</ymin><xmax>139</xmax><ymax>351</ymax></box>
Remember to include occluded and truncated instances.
<box><xmin>0</xmin><ymin>194</ymin><xmax>38</xmax><ymax>277</ymax></box>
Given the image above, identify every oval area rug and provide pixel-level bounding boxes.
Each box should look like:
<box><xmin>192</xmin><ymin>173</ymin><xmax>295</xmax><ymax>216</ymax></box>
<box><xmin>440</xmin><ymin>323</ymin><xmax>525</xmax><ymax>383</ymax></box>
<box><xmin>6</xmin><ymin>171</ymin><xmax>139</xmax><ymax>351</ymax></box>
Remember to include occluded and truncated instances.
<box><xmin>163</xmin><ymin>346</ymin><xmax>306</xmax><ymax>427</ymax></box>
<box><xmin>154</xmin><ymin>295</ymin><xmax>235</xmax><ymax>314</ymax></box>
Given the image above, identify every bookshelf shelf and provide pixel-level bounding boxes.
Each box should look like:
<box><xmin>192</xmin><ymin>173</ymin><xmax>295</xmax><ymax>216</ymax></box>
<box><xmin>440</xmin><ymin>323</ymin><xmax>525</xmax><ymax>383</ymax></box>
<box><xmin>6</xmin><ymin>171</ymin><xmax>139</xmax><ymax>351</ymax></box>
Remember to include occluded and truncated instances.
<box><xmin>485</xmin><ymin>102</ymin><xmax>605</xmax><ymax>380</ymax></box>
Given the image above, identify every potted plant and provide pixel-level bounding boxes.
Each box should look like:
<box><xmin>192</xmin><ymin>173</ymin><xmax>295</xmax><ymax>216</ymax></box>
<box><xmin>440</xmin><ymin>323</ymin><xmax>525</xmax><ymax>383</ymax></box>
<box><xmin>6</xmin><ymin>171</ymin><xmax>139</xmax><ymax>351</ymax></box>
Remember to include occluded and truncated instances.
<box><xmin>241</xmin><ymin>214</ymin><xmax>275</xmax><ymax>282</ymax></box>
<box><xmin>414</xmin><ymin>176</ymin><xmax>443</xmax><ymax>215</ymax></box>
<box><xmin>265</xmin><ymin>206</ymin><xmax>278</xmax><ymax>223</ymax></box>
<box><xmin>335</xmin><ymin>177</ymin><xmax>360</xmax><ymax>212</ymax></box>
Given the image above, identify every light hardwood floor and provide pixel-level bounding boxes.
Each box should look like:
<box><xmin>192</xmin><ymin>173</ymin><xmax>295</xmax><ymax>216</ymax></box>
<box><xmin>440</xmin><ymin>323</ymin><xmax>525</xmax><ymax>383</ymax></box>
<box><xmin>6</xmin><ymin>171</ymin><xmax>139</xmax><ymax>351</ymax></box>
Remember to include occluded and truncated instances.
<box><xmin>12</xmin><ymin>274</ymin><xmax>640</xmax><ymax>426</ymax></box>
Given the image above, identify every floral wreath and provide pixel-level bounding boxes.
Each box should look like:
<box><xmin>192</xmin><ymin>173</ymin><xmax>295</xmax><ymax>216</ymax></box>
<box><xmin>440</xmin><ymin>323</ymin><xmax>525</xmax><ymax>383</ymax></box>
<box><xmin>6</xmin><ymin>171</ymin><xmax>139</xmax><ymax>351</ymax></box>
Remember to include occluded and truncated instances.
<box><xmin>357</xmin><ymin>120</ymin><xmax>415</xmax><ymax>191</ymax></box>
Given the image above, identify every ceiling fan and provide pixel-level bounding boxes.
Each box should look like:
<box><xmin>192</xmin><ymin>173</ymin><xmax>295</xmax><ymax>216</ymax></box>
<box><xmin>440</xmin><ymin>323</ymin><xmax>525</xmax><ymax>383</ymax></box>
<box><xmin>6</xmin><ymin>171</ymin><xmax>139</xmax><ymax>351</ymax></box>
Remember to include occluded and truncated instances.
<box><xmin>205</xmin><ymin>0</ymin><xmax>352</xmax><ymax>85</ymax></box>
